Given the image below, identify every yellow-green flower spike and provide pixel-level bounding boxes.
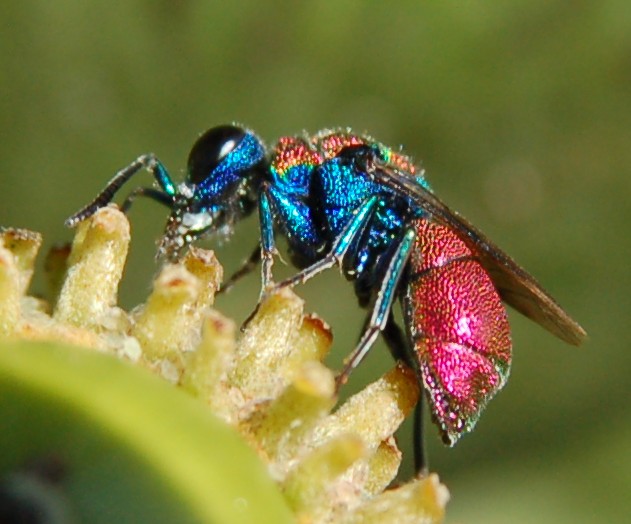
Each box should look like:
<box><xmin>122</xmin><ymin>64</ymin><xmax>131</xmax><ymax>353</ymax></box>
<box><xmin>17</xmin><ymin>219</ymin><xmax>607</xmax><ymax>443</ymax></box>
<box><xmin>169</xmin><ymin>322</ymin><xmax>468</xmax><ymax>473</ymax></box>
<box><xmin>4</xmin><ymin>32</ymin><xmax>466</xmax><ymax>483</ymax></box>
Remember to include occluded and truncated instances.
<box><xmin>54</xmin><ymin>205</ymin><xmax>129</xmax><ymax>330</ymax></box>
<box><xmin>0</xmin><ymin>207</ymin><xmax>449</xmax><ymax>523</ymax></box>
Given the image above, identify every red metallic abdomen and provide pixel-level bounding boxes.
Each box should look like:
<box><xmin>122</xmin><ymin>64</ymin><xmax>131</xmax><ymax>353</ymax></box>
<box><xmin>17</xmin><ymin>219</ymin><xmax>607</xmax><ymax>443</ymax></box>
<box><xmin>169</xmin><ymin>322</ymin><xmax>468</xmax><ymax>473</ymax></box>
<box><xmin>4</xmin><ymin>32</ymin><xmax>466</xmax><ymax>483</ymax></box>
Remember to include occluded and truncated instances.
<box><xmin>402</xmin><ymin>219</ymin><xmax>512</xmax><ymax>445</ymax></box>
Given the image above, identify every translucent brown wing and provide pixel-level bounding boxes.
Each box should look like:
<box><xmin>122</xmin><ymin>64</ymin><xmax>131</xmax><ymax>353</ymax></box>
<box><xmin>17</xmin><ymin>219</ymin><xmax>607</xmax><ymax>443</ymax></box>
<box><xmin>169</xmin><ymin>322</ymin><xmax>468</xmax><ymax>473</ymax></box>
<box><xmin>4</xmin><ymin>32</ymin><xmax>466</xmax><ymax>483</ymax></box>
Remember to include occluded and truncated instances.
<box><xmin>372</xmin><ymin>162</ymin><xmax>586</xmax><ymax>346</ymax></box>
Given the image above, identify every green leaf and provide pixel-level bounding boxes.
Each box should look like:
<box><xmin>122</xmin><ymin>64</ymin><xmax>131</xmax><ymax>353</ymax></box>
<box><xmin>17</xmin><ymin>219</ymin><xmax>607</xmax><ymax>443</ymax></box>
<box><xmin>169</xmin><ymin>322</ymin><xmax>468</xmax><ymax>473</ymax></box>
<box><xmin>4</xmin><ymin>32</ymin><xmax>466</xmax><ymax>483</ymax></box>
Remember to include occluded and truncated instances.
<box><xmin>0</xmin><ymin>340</ymin><xmax>293</xmax><ymax>524</ymax></box>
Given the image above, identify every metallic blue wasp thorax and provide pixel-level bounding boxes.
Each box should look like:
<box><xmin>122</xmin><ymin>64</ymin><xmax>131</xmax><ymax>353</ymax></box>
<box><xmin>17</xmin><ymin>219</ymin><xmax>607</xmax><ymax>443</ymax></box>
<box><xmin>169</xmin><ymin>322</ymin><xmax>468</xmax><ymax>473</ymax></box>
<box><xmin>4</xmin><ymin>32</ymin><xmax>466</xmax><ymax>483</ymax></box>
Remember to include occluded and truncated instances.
<box><xmin>264</xmin><ymin>130</ymin><xmax>421</xmax><ymax>299</ymax></box>
<box><xmin>312</xmin><ymin>153</ymin><xmax>411</xmax><ymax>296</ymax></box>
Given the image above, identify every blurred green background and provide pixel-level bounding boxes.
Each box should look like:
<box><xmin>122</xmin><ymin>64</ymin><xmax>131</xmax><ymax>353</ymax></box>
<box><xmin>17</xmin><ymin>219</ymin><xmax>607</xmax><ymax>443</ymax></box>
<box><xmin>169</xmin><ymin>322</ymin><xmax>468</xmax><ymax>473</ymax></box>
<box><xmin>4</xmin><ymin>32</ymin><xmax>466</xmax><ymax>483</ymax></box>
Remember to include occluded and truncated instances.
<box><xmin>1</xmin><ymin>1</ymin><xmax>629</xmax><ymax>522</ymax></box>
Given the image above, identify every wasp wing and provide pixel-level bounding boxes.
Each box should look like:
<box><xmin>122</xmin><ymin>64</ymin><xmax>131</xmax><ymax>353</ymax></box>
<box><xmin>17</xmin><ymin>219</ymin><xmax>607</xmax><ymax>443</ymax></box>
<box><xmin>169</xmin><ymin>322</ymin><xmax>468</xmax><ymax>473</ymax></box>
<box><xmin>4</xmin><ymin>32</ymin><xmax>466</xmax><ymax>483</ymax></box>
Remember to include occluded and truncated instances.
<box><xmin>372</xmin><ymin>163</ymin><xmax>586</xmax><ymax>346</ymax></box>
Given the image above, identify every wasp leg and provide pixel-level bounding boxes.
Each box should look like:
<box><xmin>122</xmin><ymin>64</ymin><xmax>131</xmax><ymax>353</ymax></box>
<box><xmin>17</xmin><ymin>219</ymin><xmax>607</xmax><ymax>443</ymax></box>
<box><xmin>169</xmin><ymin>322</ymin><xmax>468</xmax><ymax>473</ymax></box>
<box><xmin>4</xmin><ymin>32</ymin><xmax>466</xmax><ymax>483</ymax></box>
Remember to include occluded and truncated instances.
<box><xmin>242</xmin><ymin>184</ymin><xmax>325</xmax><ymax>329</ymax></box>
<box><xmin>65</xmin><ymin>154</ymin><xmax>177</xmax><ymax>227</ymax></box>
<box><xmin>258</xmin><ymin>183</ymin><xmax>330</xmax><ymax>292</ymax></box>
<box><xmin>258</xmin><ymin>188</ymin><xmax>278</xmax><ymax>291</ymax></box>
<box><xmin>411</xmin><ymin>395</ymin><xmax>427</xmax><ymax>476</ymax></box>
<box><xmin>218</xmin><ymin>245</ymin><xmax>261</xmax><ymax>295</ymax></box>
<box><xmin>272</xmin><ymin>196</ymin><xmax>379</xmax><ymax>291</ymax></box>
<box><xmin>237</xmin><ymin>189</ymin><xmax>280</xmax><ymax>330</ymax></box>
<box><xmin>381</xmin><ymin>312</ymin><xmax>408</xmax><ymax>361</ymax></box>
<box><xmin>382</xmin><ymin>314</ymin><xmax>428</xmax><ymax>476</ymax></box>
<box><xmin>336</xmin><ymin>228</ymin><xmax>416</xmax><ymax>388</ymax></box>
<box><xmin>120</xmin><ymin>187</ymin><xmax>174</xmax><ymax>213</ymax></box>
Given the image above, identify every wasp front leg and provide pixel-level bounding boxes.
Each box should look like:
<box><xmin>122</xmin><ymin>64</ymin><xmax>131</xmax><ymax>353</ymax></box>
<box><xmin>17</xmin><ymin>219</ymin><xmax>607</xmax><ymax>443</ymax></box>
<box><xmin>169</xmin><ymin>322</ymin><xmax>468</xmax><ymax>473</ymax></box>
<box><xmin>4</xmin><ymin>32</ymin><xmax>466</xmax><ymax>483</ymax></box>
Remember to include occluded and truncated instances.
<box><xmin>120</xmin><ymin>186</ymin><xmax>174</xmax><ymax>213</ymax></box>
<box><xmin>258</xmin><ymin>189</ymin><xmax>278</xmax><ymax>293</ymax></box>
<box><xmin>241</xmin><ymin>184</ymin><xmax>324</xmax><ymax>328</ymax></box>
<box><xmin>258</xmin><ymin>184</ymin><xmax>326</xmax><ymax>294</ymax></box>
<box><xmin>65</xmin><ymin>154</ymin><xmax>177</xmax><ymax>227</ymax></box>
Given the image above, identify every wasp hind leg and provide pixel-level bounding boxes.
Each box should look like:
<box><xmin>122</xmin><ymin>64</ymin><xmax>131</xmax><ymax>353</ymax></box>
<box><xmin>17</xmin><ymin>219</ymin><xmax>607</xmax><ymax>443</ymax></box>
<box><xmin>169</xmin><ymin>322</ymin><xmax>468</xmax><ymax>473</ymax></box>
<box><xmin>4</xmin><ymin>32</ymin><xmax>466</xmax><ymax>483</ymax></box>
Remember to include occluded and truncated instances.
<box><xmin>382</xmin><ymin>313</ymin><xmax>428</xmax><ymax>477</ymax></box>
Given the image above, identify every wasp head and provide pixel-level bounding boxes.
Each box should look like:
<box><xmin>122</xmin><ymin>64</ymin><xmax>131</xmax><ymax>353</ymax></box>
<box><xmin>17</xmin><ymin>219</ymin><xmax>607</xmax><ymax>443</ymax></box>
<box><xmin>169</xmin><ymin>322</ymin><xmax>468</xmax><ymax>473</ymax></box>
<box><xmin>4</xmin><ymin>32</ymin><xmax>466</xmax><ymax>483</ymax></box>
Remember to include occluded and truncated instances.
<box><xmin>159</xmin><ymin>125</ymin><xmax>267</xmax><ymax>261</ymax></box>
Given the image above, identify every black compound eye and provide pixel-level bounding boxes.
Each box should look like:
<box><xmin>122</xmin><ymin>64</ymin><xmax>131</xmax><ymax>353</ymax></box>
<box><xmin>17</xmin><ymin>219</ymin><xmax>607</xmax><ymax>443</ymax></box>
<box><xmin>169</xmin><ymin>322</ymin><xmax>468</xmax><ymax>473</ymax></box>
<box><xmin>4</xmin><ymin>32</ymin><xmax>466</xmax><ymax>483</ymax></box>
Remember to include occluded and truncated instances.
<box><xmin>187</xmin><ymin>125</ymin><xmax>247</xmax><ymax>185</ymax></box>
